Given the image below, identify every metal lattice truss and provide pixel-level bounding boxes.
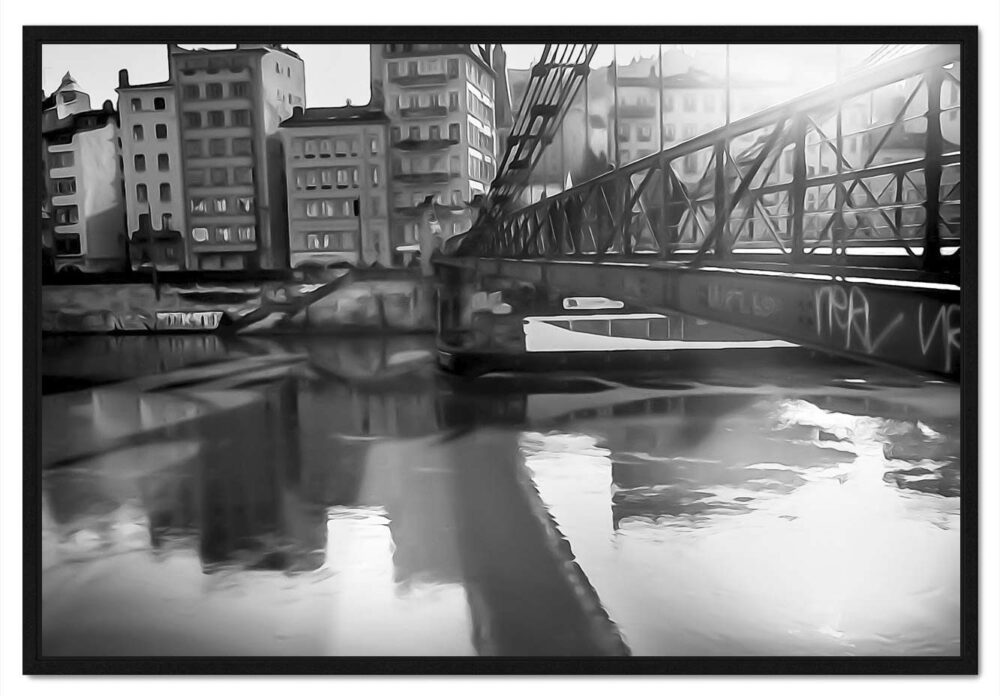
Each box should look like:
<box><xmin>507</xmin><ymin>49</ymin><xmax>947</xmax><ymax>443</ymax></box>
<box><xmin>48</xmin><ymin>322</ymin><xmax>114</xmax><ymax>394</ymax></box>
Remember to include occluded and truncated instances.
<box><xmin>488</xmin><ymin>44</ymin><xmax>598</xmax><ymax>211</ymax></box>
<box><xmin>456</xmin><ymin>44</ymin><xmax>961</xmax><ymax>273</ymax></box>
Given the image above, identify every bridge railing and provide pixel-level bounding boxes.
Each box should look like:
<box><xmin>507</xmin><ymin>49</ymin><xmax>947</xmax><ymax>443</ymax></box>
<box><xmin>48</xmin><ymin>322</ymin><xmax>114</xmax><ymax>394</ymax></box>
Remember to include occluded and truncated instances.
<box><xmin>461</xmin><ymin>44</ymin><xmax>961</xmax><ymax>272</ymax></box>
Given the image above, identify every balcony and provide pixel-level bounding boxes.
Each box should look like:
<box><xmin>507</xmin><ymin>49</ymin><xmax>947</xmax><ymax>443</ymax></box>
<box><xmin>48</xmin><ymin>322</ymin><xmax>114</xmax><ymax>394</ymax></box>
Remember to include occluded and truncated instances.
<box><xmin>394</xmin><ymin>202</ymin><xmax>465</xmax><ymax>218</ymax></box>
<box><xmin>391</xmin><ymin>171</ymin><xmax>458</xmax><ymax>185</ymax></box>
<box><xmin>389</xmin><ymin>72</ymin><xmax>449</xmax><ymax>87</ymax></box>
<box><xmin>619</xmin><ymin>103</ymin><xmax>657</xmax><ymax>118</ymax></box>
<box><xmin>393</xmin><ymin>137</ymin><xmax>459</xmax><ymax>152</ymax></box>
<box><xmin>399</xmin><ymin>105</ymin><xmax>448</xmax><ymax>119</ymax></box>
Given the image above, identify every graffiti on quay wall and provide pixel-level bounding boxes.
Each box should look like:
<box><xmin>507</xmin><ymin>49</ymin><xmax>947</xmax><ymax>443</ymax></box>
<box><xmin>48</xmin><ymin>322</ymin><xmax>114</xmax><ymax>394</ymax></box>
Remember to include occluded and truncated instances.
<box><xmin>154</xmin><ymin>311</ymin><xmax>226</xmax><ymax>331</ymax></box>
<box><xmin>704</xmin><ymin>283</ymin><xmax>782</xmax><ymax>318</ymax></box>
<box><xmin>813</xmin><ymin>283</ymin><xmax>961</xmax><ymax>372</ymax></box>
<box><xmin>918</xmin><ymin>302</ymin><xmax>961</xmax><ymax>374</ymax></box>
<box><xmin>813</xmin><ymin>285</ymin><xmax>905</xmax><ymax>355</ymax></box>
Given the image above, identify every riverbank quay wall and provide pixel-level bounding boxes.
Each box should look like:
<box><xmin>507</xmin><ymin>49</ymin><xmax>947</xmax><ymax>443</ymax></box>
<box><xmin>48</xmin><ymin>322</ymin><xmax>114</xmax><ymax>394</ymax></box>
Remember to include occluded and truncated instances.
<box><xmin>41</xmin><ymin>268</ymin><xmax>436</xmax><ymax>335</ymax></box>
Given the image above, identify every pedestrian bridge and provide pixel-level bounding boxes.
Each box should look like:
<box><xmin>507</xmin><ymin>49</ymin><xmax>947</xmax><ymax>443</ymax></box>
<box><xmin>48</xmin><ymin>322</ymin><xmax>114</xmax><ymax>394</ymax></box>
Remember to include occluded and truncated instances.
<box><xmin>434</xmin><ymin>44</ymin><xmax>963</xmax><ymax>379</ymax></box>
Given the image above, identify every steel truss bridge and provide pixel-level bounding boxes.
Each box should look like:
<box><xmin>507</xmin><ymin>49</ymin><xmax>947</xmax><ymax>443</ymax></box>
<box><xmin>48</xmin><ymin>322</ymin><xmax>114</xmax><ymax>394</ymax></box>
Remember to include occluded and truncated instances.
<box><xmin>436</xmin><ymin>43</ymin><xmax>964</xmax><ymax>379</ymax></box>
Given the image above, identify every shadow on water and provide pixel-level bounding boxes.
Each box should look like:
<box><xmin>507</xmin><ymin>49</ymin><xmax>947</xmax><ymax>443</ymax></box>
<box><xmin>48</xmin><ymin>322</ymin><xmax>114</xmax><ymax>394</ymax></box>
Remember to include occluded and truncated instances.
<box><xmin>40</xmin><ymin>334</ymin><xmax>960</xmax><ymax>657</ymax></box>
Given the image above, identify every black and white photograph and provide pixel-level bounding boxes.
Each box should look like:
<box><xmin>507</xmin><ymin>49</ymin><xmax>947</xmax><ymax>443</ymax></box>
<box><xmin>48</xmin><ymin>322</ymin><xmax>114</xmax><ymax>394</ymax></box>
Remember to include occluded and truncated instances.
<box><xmin>18</xmin><ymin>22</ymin><xmax>980</xmax><ymax>675</ymax></box>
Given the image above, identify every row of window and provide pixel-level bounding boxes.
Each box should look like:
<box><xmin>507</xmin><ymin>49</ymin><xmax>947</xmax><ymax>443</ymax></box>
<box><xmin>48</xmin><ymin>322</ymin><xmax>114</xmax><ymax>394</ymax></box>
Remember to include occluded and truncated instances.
<box><xmin>393</xmin><ymin>190</ymin><xmax>464</xmax><ymax>208</ymax></box>
<box><xmin>293</xmin><ymin>198</ymin><xmax>361</xmax><ymax>220</ymax></box>
<box><xmin>54</xmin><ymin>233</ymin><xmax>82</xmax><ymax>256</ymax></box>
<box><xmin>183</xmin><ymin>109</ymin><xmax>252</xmax><ymax>129</ymax></box>
<box><xmin>391</xmin><ymin>123</ymin><xmax>461</xmax><ymax>143</ymax></box>
<box><xmin>184</xmin><ymin>136</ymin><xmax>254</xmax><ymax>158</ymax></box>
<box><xmin>467</xmin><ymin>88</ymin><xmax>494</xmax><ymax>124</ymax></box>
<box><xmin>387</xmin><ymin>57</ymin><xmax>461</xmax><ymax>79</ymax></box>
<box><xmin>190</xmin><ymin>196</ymin><xmax>255</xmax><ymax>215</ymax></box>
<box><xmin>391</xmin><ymin>91</ymin><xmax>459</xmax><ymax>112</ymax></box>
<box><xmin>129</xmin><ymin>96</ymin><xmax>167</xmax><ymax>112</ymax></box>
<box><xmin>468</xmin><ymin>154</ymin><xmax>494</xmax><ymax>183</ymax></box>
<box><xmin>48</xmin><ymin>151</ymin><xmax>75</xmax><ymax>169</ymax></box>
<box><xmin>135</xmin><ymin>183</ymin><xmax>173</xmax><ymax>203</ymax></box>
<box><xmin>392</xmin><ymin>154</ymin><xmax>462</xmax><ymax>176</ymax></box>
<box><xmin>182</xmin><ymin>81</ymin><xmax>251</xmax><ymax>100</ymax></box>
<box><xmin>617</xmin><ymin>123</ymin><xmax>700</xmax><ymax>142</ymax></box>
<box><xmin>133</xmin><ymin>153</ymin><xmax>171</xmax><ymax>173</ymax></box>
<box><xmin>291</xmin><ymin>136</ymin><xmax>377</xmax><ymax>159</ymax></box>
<box><xmin>130</xmin><ymin>123</ymin><xmax>170</xmax><ymax>142</ymax></box>
<box><xmin>191</xmin><ymin>225</ymin><xmax>256</xmax><ymax>244</ymax></box>
<box><xmin>467</xmin><ymin>120</ymin><xmax>494</xmax><ymax>153</ymax></box>
<box><xmin>187</xmin><ymin>165</ymin><xmax>254</xmax><ymax>187</ymax></box>
<box><xmin>304</xmin><ymin>231</ymin><xmax>356</xmax><ymax>252</ymax></box>
<box><xmin>292</xmin><ymin>166</ymin><xmax>383</xmax><ymax>190</ymax></box>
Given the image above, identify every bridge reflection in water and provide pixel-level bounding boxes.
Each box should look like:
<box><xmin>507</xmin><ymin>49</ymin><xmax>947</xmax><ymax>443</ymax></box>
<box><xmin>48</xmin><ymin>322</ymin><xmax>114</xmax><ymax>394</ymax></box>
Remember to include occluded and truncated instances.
<box><xmin>41</xmin><ymin>334</ymin><xmax>959</xmax><ymax>657</ymax></box>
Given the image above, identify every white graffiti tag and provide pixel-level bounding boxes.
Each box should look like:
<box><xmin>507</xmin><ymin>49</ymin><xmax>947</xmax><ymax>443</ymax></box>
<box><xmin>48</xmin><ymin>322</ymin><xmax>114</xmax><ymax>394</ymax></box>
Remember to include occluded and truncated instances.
<box><xmin>918</xmin><ymin>303</ymin><xmax>961</xmax><ymax>374</ymax></box>
<box><xmin>814</xmin><ymin>285</ymin><xmax>904</xmax><ymax>355</ymax></box>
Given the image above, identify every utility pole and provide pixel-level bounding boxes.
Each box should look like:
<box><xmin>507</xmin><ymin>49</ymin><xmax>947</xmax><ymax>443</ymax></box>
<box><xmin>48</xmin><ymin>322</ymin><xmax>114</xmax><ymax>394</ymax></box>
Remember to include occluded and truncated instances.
<box><xmin>612</xmin><ymin>45</ymin><xmax>620</xmax><ymax>169</ymax></box>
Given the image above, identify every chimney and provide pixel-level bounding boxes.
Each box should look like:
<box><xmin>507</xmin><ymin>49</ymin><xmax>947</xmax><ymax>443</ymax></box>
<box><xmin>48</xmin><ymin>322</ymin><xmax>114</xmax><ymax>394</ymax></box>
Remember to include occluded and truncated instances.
<box><xmin>292</xmin><ymin>105</ymin><xmax>304</xmax><ymax>118</ymax></box>
<box><xmin>118</xmin><ymin>69</ymin><xmax>129</xmax><ymax>89</ymax></box>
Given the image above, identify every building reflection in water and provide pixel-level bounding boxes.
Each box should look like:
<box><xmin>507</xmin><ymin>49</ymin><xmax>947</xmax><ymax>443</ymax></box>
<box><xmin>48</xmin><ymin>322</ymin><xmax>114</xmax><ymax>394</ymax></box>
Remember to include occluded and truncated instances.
<box><xmin>41</xmin><ymin>334</ymin><xmax>961</xmax><ymax>657</ymax></box>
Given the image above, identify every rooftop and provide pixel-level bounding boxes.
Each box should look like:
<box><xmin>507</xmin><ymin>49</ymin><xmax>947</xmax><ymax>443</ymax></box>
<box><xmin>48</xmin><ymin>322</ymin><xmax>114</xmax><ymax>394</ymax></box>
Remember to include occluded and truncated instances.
<box><xmin>280</xmin><ymin>105</ymin><xmax>389</xmax><ymax>127</ymax></box>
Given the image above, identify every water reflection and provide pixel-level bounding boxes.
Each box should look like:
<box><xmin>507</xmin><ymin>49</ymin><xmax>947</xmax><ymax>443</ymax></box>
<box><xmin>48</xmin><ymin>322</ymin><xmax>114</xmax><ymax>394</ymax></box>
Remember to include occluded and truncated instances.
<box><xmin>41</xmin><ymin>334</ymin><xmax>960</xmax><ymax>657</ymax></box>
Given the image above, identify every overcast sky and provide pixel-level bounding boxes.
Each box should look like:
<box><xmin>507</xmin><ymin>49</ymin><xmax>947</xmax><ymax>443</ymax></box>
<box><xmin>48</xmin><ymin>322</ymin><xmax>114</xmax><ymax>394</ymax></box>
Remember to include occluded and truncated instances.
<box><xmin>42</xmin><ymin>43</ymin><xmax>893</xmax><ymax>109</ymax></box>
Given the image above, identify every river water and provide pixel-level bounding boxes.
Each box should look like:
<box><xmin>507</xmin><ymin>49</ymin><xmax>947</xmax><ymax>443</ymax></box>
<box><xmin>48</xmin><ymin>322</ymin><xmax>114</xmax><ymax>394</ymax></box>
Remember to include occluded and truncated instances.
<box><xmin>39</xmin><ymin>332</ymin><xmax>961</xmax><ymax>657</ymax></box>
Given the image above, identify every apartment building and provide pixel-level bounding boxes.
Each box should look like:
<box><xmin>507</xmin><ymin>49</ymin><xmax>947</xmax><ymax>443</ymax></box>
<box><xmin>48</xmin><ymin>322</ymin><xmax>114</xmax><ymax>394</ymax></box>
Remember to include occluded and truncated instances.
<box><xmin>41</xmin><ymin>73</ymin><xmax>126</xmax><ymax>273</ymax></box>
<box><xmin>169</xmin><ymin>44</ymin><xmax>305</xmax><ymax>271</ymax></box>
<box><xmin>116</xmin><ymin>69</ymin><xmax>187</xmax><ymax>270</ymax></box>
<box><xmin>371</xmin><ymin>44</ymin><xmax>498</xmax><ymax>263</ymax></box>
<box><xmin>279</xmin><ymin>106</ymin><xmax>391</xmax><ymax>268</ymax></box>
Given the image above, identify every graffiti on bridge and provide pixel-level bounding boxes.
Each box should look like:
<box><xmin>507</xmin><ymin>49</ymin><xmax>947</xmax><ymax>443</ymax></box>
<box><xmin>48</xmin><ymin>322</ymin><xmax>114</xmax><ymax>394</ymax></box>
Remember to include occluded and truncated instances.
<box><xmin>704</xmin><ymin>283</ymin><xmax>782</xmax><ymax>319</ymax></box>
<box><xmin>918</xmin><ymin>302</ymin><xmax>961</xmax><ymax>375</ymax></box>
<box><xmin>813</xmin><ymin>286</ymin><xmax>905</xmax><ymax>356</ymax></box>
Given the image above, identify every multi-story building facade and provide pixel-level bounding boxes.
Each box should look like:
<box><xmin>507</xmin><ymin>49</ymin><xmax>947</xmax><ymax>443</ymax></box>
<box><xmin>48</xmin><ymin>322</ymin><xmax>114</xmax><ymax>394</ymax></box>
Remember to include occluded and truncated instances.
<box><xmin>371</xmin><ymin>44</ymin><xmax>499</xmax><ymax>263</ymax></box>
<box><xmin>168</xmin><ymin>44</ymin><xmax>305</xmax><ymax>271</ymax></box>
<box><xmin>116</xmin><ymin>69</ymin><xmax>187</xmax><ymax>270</ymax></box>
<box><xmin>41</xmin><ymin>73</ymin><xmax>126</xmax><ymax>273</ymax></box>
<box><xmin>279</xmin><ymin>106</ymin><xmax>391</xmax><ymax>268</ymax></box>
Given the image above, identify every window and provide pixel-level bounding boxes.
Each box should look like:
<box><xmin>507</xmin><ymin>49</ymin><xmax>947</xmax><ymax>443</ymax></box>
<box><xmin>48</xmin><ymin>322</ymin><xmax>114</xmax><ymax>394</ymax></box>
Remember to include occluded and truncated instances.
<box><xmin>684</xmin><ymin>153</ymin><xmax>698</xmax><ymax>174</ymax></box>
<box><xmin>159</xmin><ymin>183</ymin><xmax>171</xmax><ymax>202</ymax></box>
<box><xmin>390</xmin><ymin>127</ymin><xmax>401</xmax><ymax>144</ymax></box>
<box><xmin>52</xmin><ymin>178</ymin><xmax>76</xmax><ymax>195</ymax></box>
<box><xmin>306</xmin><ymin>233</ymin><xmax>323</xmax><ymax>249</ymax></box>
<box><xmin>232</xmin><ymin>82</ymin><xmax>250</xmax><ymax>97</ymax></box>
<box><xmin>216</xmin><ymin>226</ymin><xmax>231</xmax><ymax>242</ymax></box>
<box><xmin>184</xmin><ymin>140</ymin><xmax>202</xmax><ymax>157</ymax></box>
<box><xmin>183</xmin><ymin>112</ymin><xmax>202</xmax><ymax>128</ymax></box>
<box><xmin>334</xmin><ymin>140</ymin><xmax>348</xmax><ymax>157</ymax></box>
<box><xmin>447</xmin><ymin>58</ymin><xmax>459</xmax><ymax>78</ymax></box>
<box><xmin>206</xmin><ymin>83</ymin><xmax>223</xmax><ymax>99</ymax></box>
<box><xmin>617</xmin><ymin>124</ymin><xmax>630</xmax><ymax>141</ymax></box>
<box><xmin>61</xmin><ymin>90</ymin><xmax>77</xmax><ymax>104</ymax></box>
<box><xmin>449</xmin><ymin>123</ymin><xmax>460</xmax><ymax>141</ymax></box>
<box><xmin>192</xmin><ymin>227</ymin><xmax>209</xmax><ymax>242</ymax></box>
<box><xmin>190</xmin><ymin>198</ymin><xmax>208</xmax><ymax>214</ymax></box>
<box><xmin>449</xmin><ymin>91</ymin><xmax>459</xmax><ymax>112</ymax></box>
<box><xmin>157</xmin><ymin>154</ymin><xmax>169</xmax><ymax>171</ymax></box>
<box><xmin>683</xmin><ymin>123</ymin><xmax>696</xmax><ymax>139</ymax></box>
<box><xmin>237</xmin><ymin>225</ymin><xmax>255</xmax><ymax>242</ymax></box>
<box><xmin>54</xmin><ymin>205</ymin><xmax>79</xmax><ymax>225</ymax></box>
<box><xmin>408</xmin><ymin>61</ymin><xmax>417</xmax><ymax>75</ymax></box>
<box><xmin>214</xmin><ymin>197</ymin><xmax>228</xmax><ymax>213</ymax></box>
<box><xmin>232</xmin><ymin>110</ymin><xmax>251</xmax><ymax>126</ymax></box>
<box><xmin>319</xmin><ymin>140</ymin><xmax>333</xmax><ymax>158</ymax></box>
<box><xmin>132</xmin><ymin>125</ymin><xmax>144</xmax><ymax>141</ymax></box>
<box><xmin>237</xmin><ymin>196</ymin><xmax>254</xmax><ymax>213</ymax></box>
<box><xmin>664</xmin><ymin>123</ymin><xmax>676</xmax><ymax>141</ymax></box>
<box><xmin>429</xmin><ymin>125</ymin><xmax>441</xmax><ymax>141</ymax></box>
<box><xmin>638</xmin><ymin>125</ymin><xmax>652</xmax><ymax>142</ymax></box>
<box><xmin>49</xmin><ymin>151</ymin><xmax>74</xmax><ymax>169</ymax></box>
<box><xmin>335</xmin><ymin>168</ymin><xmax>349</xmax><ymax>188</ymax></box>
<box><xmin>183</xmin><ymin>84</ymin><xmax>200</xmax><ymax>99</ymax></box>
<box><xmin>371</xmin><ymin>165</ymin><xmax>380</xmax><ymax>187</ymax></box>
<box><xmin>234</xmin><ymin>166</ymin><xmax>253</xmax><ymax>185</ymax></box>
<box><xmin>369</xmin><ymin>136</ymin><xmax>379</xmax><ymax>155</ymax></box>
<box><xmin>209</xmin><ymin>138</ymin><xmax>227</xmax><ymax>156</ymax></box>
<box><xmin>620</xmin><ymin>149</ymin><xmax>631</xmax><ymax>162</ymax></box>
<box><xmin>664</xmin><ymin>95</ymin><xmax>675</xmax><ymax>112</ymax></box>
<box><xmin>186</xmin><ymin>169</ymin><xmax>205</xmax><ymax>186</ymax></box>
<box><xmin>208</xmin><ymin>111</ymin><xmax>225</xmax><ymax>127</ymax></box>
<box><xmin>683</xmin><ymin>95</ymin><xmax>697</xmax><ymax>112</ymax></box>
<box><xmin>409</xmin><ymin>126</ymin><xmax>420</xmax><ymax>141</ymax></box>
<box><xmin>154</xmin><ymin>97</ymin><xmax>166</xmax><ymax>110</ymax></box>
<box><xmin>232</xmin><ymin>137</ymin><xmax>252</xmax><ymax>155</ymax></box>
<box><xmin>155</xmin><ymin>123</ymin><xmax>167</xmax><ymax>139</ymax></box>
<box><xmin>211</xmin><ymin>168</ymin><xmax>227</xmax><ymax>186</ymax></box>
<box><xmin>134</xmin><ymin>155</ymin><xmax>146</xmax><ymax>172</ymax></box>
<box><xmin>162</xmin><ymin>213</ymin><xmax>173</xmax><ymax>230</ymax></box>
<box><xmin>54</xmin><ymin>234</ymin><xmax>81</xmax><ymax>256</ymax></box>
<box><xmin>304</xmin><ymin>140</ymin><xmax>318</xmax><ymax>158</ymax></box>
<box><xmin>131</xmin><ymin>98</ymin><xmax>141</xmax><ymax>112</ymax></box>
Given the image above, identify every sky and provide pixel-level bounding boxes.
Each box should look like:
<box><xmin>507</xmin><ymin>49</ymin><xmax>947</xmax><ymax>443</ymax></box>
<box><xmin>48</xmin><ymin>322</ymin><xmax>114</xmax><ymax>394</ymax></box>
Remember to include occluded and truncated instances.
<box><xmin>41</xmin><ymin>43</ymin><xmax>894</xmax><ymax>110</ymax></box>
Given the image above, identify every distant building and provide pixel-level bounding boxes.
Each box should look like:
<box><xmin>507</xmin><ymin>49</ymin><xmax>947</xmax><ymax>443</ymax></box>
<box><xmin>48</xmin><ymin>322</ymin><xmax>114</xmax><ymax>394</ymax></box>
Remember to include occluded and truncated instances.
<box><xmin>371</xmin><ymin>44</ymin><xmax>499</xmax><ymax>263</ymax></box>
<box><xmin>279</xmin><ymin>105</ymin><xmax>391</xmax><ymax>268</ymax></box>
<box><xmin>41</xmin><ymin>73</ymin><xmax>126</xmax><ymax>273</ymax></box>
<box><xmin>168</xmin><ymin>43</ymin><xmax>305</xmax><ymax>271</ymax></box>
<box><xmin>116</xmin><ymin>70</ymin><xmax>187</xmax><ymax>270</ymax></box>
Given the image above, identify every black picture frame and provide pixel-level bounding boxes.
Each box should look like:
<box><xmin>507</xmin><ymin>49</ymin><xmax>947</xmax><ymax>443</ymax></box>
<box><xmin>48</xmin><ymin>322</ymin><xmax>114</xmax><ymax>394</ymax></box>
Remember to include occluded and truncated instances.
<box><xmin>22</xmin><ymin>24</ymin><xmax>979</xmax><ymax>675</ymax></box>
